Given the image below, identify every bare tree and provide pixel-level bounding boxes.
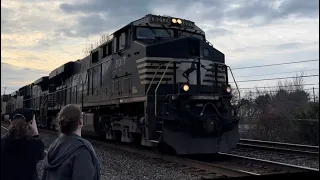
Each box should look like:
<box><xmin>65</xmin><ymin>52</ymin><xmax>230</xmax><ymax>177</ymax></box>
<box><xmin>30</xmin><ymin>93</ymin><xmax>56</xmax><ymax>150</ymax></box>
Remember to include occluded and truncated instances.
<box><xmin>238</xmin><ymin>71</ymin><xmax>319</xmax><ymax>144</ymax></box>
<box><xmin>82</xmin><ymin>33</ymin><xmax>111</xmax><ymax>56</ymax></box>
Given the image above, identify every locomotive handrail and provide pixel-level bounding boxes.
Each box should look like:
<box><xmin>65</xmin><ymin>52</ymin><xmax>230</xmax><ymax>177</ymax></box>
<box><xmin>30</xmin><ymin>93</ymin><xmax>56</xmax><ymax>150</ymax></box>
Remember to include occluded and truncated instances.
<box><xmin>145</xmin><ymin>64</ymin><xmax>166</xmax><ymax>123</ymax></box>
<box><xmin>154</xmin><ymin>60</ymin><xmax>175</xmax><ymax>116</ymax></box>
<box><xmin>39</xmin><ymin>95</ymin><xmax>49</xmax><ymax>127</ymax></box>
<box><xmin>146</xmin><ymin>64</ymin><xmax>166</xmax><ymax>96</ymax></box>
<box><xmin>227</xmin><ymin>66</ymin><xmax>241</xmax><ymax>103</ymax></box>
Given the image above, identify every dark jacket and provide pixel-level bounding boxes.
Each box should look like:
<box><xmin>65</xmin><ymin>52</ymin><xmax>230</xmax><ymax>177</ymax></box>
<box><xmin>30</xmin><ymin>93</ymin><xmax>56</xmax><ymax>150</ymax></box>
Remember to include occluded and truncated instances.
<box><xmin>42</xmin><ymin>133</ymin><xmax>100</xmax><ymax>180</ymax></box>
<box><xmin>1</xmin><ymin>134</ymin><xmax>45</xmax><ymax>180</ymax></box>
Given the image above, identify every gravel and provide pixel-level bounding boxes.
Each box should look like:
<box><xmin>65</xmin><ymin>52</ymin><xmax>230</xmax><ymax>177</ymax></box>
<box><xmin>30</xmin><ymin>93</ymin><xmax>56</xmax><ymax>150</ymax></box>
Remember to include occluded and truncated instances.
<box><xmin>229</xmin><ymin>147</ymin><xmax>319</xmax><ymax>169</ymax></box>
<box><xmin>36</xmin><ymin>131</ymin><xmax>207</xmax><ymax>180</ymax></box>
<box><xmin>3</xmin><ymin>123</ymin><xmax>318</xmax><ymax>179</ymax></box>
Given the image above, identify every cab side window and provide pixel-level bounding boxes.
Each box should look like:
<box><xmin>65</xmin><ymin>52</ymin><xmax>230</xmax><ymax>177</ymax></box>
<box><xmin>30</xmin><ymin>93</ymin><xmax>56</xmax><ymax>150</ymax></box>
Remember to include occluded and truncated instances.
<box><xmin>119</xmin><ymin>32</ymin><xmax>126</xmax><ymax>50</ymax></box>
<box><xmin>114</xmin><ymin>28</ymin><xmax>131</xmax><ymax>53</ymax></box>
<box><xmin>102</xmin><ymin>42</ymin><xmax>113</xmax><ymax>58</ymax></box>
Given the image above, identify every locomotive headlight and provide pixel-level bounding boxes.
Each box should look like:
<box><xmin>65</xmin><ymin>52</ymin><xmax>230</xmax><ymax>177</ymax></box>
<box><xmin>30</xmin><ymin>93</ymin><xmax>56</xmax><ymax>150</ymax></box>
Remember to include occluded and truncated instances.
<box><xmin>177</xmin><ymin>19</ymin><xmax>182</xmax><ymax>24</ymax></box>
<box><xmin>183</xmin><ymin>84</ymin><xmax>189</xmax><ymax>92</ymax></box>
<box><xmin>226</xmin><ymin>86</ymin><xmax>232</xmax><ymax>93</ymax></box>
<box><xmin>172</xmin><ymin>18</ymin><xmax>177</xmax><ymax>23</ymax></box>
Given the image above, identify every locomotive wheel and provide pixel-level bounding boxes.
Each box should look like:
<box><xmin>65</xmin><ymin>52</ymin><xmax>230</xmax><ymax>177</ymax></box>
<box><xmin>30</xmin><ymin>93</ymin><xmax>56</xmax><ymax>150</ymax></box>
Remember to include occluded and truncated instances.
<box><xmin>47</xmin><ymin>117</ymin><xmax>52</xmax><ymax>130</ymax></box>
<box><xmin>94</xmin><ymin>115</ymin><xmax>107</xmax><ymax>139</ymax></box>
<box><xmin>113</xmin><ymin>131</ymin><xmax>122</xmax><ymax>144</ymax></box>
<box><xmin>97</xmin><ymin>121</ymin><xmax>106</xmax><ymax>139</ymax></box>
<box><xmin>131</xmin><ymin>133</ymin><xmax>142</xmax><ymax>148</ymax></box>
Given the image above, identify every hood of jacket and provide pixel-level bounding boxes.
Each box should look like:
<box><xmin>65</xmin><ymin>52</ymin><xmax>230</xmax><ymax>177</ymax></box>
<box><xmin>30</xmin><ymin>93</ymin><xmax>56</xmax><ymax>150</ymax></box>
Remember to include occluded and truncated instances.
<box><xmin>43</xmin><ymin>133</ymin><xmax>85</xmax><ymax>170</ymax></box>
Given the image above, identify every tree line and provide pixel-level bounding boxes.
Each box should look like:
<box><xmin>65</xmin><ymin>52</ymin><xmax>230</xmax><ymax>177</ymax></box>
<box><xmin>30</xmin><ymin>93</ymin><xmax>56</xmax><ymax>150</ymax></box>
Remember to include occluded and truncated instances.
<box><xmin>232</xmin><ymin>73</ymin><xmax>319</xmax><ymax>145</ymax></box>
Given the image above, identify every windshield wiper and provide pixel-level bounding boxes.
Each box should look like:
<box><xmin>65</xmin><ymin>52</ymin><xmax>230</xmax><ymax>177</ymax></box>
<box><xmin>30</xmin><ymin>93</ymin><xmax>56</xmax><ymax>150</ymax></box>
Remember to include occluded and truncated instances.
<box><xmin>145</xmin><ymin>23</ymin><xmax>157</xmax><ymax>36</ymax></box>
<box><xmin>160</xmin><ymin>24</ymin><xmax>172</xmax><ymax>37</ymax></box>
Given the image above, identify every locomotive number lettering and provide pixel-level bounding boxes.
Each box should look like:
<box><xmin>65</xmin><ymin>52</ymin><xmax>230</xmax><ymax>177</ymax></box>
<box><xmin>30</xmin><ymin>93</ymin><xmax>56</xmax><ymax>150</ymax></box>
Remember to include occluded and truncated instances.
<box><xmin>115</xmin><ymin>56</ymin><xmax>126</xmax><ymax>68</ymax></box>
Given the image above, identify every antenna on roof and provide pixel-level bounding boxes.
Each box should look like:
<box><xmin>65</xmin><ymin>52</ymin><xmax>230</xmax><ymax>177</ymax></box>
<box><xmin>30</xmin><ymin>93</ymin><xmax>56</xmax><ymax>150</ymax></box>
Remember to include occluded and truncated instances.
<box><xmin>3</xmin><ymin>87</ymin><xmax>6</xmax><ymax>95</ymax></box>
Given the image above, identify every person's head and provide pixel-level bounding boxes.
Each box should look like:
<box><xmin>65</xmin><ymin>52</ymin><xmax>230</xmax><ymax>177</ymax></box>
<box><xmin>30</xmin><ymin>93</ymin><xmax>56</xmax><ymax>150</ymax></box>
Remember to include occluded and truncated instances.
<box><xmin>8</xmin><ymin>108</ymin><xmax>34</xmax><ymax>140</ymax></box>
<box><xmin>58</xmin><ymin>104</ymin><xmax>83</xmax><ymax>135</ymax></box>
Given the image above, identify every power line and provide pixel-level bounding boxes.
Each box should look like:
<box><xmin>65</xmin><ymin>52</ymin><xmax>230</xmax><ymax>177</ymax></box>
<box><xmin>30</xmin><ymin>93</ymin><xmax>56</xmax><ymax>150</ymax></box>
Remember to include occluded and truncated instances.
<box><xmin>231</xmin><ymin>59</ymin><xmax>319</xmax><ymax>70</ymax></box>
<box><xmin>230</xmin><ymin>74</ymin><xmax>319</xmax><ymax>83</ymax></box>
<box><xmin>237</xmin><ymin>83</ymin><xmax>319</xmax><ymax>90</ymax></box>
<box><xmin>234</xmin><ymin>68</ymin><xmax>319</xmax><ymax>78</ymax></box>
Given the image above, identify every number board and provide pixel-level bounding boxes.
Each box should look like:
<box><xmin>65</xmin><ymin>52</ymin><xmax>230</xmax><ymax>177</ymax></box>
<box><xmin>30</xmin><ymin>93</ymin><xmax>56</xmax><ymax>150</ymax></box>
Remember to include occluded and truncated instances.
<box><xmin>182</xmin><ymin>20</ymin><xmax>195</xmax><ymax>28</ymax></box>
<box><xmin>149</xmin><ymin>15</ymin><xmax>170</xmax><ymax>24</ymax></box>
<box><xmin>149</xmin><ymin>15</ymin><xmax>195</xmax><ymax>28</ymax></box>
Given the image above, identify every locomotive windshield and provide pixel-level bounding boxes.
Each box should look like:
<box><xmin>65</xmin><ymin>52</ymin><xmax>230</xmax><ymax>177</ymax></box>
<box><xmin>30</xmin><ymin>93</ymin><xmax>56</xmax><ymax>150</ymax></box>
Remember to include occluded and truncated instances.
<box><xmin>136</xmin><ymin>27</ymin><xmax>204</xmax><ymax>40</ymax></box>
<box><xmin>178</xmin><ymin>31</ymin><xmax>204</xmax><ymax>40</ymax></box>
<box><xmin>136</xmin><ymin>27</ymin><xmax>174</xmax><ymax>39</ymax></box>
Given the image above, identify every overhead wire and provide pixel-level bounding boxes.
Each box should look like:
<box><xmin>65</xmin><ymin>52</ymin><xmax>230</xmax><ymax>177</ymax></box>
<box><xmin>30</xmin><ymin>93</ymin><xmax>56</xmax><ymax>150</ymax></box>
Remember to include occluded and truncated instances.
<box><xmin>231</xmin><ymin>59</ymin><xmax>319</xmax><ymax>70</ymax></box>
<box><xmin>235</xmin><ymin>68</ymin><xmax>319</xmax><ymax>78</ymax></box>
<box><xmin>237</xmin><ymin>83</ymin><xmax>319</xmax><ymax>90</ymax></box>
<box><xmin>230</xmin><ymin>74</ymin><xmax>319</xmax><ymax>83</ymax></box>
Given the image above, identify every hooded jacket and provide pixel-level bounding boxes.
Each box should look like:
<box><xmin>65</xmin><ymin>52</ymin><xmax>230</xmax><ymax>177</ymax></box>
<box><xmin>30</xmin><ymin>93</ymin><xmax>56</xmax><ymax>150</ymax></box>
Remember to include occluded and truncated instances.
<box><xmin>1</xmin><ymin>134</ymin><xmax>45</xmax><ymax>180</ymax></box>
<box><xmin>42</xmin><ymin>133</ymin><xmax>100</xmax><ymax>180</ymax></box>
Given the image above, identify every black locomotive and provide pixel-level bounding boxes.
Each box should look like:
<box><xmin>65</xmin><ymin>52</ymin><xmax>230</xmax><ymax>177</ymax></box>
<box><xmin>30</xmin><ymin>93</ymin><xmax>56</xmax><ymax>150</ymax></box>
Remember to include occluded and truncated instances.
<box><xmin>2</xmin><ymin>14</ymin><xmax>240</xmax><ymax>155</ymax></box>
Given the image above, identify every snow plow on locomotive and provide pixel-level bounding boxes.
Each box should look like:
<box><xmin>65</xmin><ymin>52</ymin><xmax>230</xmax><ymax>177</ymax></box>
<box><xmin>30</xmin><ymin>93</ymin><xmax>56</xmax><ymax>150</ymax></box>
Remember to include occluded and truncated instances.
<box><xmin>1</xmin><ymin>14</ymin><xmax>240</xmax><ymax>155</ymax></box>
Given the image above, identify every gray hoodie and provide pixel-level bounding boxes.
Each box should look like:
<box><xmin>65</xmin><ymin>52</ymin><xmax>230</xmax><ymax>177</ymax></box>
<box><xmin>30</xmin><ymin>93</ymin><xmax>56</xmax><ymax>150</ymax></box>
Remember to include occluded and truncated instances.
<box><xmin>42</xmin><ymin>133</ymin><xmax>100</xmax><ymax>180</ymax></box>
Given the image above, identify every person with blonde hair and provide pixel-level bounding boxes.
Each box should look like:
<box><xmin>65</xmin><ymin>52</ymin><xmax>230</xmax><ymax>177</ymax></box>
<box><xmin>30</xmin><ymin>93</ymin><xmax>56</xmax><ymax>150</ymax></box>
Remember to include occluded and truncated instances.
<box><xmin>1</xmin><ymin>108</ymin><xmax>45</xmax><ymax>180</ymax></box>
<box><xmin>42</xmin><ymin>104</ymin><xmax>100</xmax><ymax>180</ymax></box>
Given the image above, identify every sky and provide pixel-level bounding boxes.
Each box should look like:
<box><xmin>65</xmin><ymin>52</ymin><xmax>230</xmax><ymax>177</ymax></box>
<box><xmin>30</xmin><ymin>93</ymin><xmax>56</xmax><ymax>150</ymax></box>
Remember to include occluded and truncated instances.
<box><xmin>1</xmin><ymin>0</ymin><xmax>319</xmax><ymax>97</ymax></box>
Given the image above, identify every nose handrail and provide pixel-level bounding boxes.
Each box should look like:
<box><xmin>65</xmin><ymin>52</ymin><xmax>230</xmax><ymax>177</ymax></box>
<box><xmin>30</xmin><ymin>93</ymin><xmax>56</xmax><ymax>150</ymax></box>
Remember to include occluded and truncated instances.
<box><xmin>227</xmin><ymin>66</ymin><xmax>241</xmax><ymax>103</ymax></box>
<box><xmin>154</xmin><ymin>60</ymin><xmax>175</xmax><ymax>116</ymax></box>
<box><xmin>145</xmin><ymin>64</ymin><xmax>166</xmax><ymax>125</ymax></box>
<box><xmin>146</xmin><ymin>64</ymin><xmax>166</xmax><ymax>96</ymax></box>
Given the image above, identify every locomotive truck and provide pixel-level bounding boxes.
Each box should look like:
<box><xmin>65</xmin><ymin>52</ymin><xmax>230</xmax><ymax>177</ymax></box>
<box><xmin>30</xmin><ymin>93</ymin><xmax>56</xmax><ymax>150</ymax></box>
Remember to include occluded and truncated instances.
<box><xmin>1</xmin><ymin>14</ymin><xmax>240</xmax><ymax>155</ymax></box>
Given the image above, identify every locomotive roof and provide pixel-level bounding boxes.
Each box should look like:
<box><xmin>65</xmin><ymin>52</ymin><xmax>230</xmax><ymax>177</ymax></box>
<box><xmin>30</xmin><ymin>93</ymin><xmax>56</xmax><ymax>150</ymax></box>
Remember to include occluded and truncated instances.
<box><xmin>112</xmin><ymin>14</ymin><xmax>203</xmax><ymax>36</ymax></box>
<box><xmin>34</xmin><ymin>76</ymin><xmax>49</xmax><ymax>85</ymax></box>
<box><xmin>97</xmin><ymin>14</ymin><xmax>204</xmax><ymax>51</ymax></box>
<box><xmin>49</xmin><ymin>61</ymin><xmax>74</xmax><ymax>79</ymax></box>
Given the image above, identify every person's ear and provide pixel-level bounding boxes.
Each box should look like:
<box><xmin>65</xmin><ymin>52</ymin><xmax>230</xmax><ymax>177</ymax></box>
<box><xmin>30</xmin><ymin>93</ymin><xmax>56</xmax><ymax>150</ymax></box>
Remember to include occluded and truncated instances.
<box><xmin>79</xmin><ymin>118</ymin><xmax>83</xmax><ymax>126</ymax></box>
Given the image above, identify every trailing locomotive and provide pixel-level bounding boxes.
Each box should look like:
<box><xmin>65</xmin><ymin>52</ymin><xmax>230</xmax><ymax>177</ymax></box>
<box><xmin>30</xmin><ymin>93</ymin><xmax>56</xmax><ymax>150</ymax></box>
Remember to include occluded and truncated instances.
<box><xmin>1</xmin><ymin>14</ymin><xmax>240</xmax><ymax>155</ymax></box>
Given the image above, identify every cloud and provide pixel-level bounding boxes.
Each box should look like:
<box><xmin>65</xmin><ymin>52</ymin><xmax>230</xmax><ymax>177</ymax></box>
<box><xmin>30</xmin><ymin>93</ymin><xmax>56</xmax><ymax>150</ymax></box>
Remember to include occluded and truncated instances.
<box><xmin>57</xmin><ymin>0</ymin><xmax>319</xmax><ymax>38</ymax></box>
<box><xmin>1</xmin><ymin>62</ymin><xmax>48</xmax><ymax>93</ymax></box>
<box><xmin>225</xmin><ymin>0</ymin><xmax>319</xmax><ymax>25</ymax></box>
<box><xmin>1</xmin><ymin>0</ymin><xmax>319</xmax><ymax>93</ymax></box>
<box><xmin>57</xmin><ymin>0</ymin><xmax>233</xmax><ymax>38</ymax></box>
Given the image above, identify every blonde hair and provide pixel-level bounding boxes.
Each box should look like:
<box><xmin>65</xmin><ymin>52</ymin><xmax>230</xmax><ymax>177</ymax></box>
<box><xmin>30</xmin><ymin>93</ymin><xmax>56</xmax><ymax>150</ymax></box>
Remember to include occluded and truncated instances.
<box><xmin>58</xmin><ymin>104</ymin><xmax>82</xmax><ymax>134</ymax></box>
<box><xmin>8</xmin><ymin>118</ymin><xmax>32</xmax><ymax>140</ymax></box>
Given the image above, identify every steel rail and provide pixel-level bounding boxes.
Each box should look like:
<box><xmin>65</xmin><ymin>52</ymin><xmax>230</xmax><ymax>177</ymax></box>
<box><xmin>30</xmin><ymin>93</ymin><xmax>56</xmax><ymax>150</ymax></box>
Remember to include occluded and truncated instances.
<box><xmin>218</xmin><ymin>152</ymin><xmax>319</xmax><ymax>174</ymax></box>
<box><xmin>238</xmin><ymin>139</ymin><xmax>319</xmax><ymax>155</ymax></box>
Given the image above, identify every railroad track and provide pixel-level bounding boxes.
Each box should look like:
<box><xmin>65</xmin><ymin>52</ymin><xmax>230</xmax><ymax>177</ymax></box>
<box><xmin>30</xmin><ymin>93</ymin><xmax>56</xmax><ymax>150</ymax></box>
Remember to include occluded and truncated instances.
<box><xmin>36</xmin><ymin>128</ymin><xmax>319</xmax><ymax>178</ymax></box>
<box><xmin>216</xmin><ymin>153</ymin><xmax>318</xmax><ymax>174</ymax></box>
<box><xmin>238</xmin><ymin>138</ymin><xmax>319</xmax><ymax>156</ymax></box>
<box><xmin>1</xmin><ymin>122</ymin><xmax>318</xmax><ymax>178</ymax></box>
<box><xmin>1</xmin><ymin>122</ymin><xmax>253</xmax><ymax>178</ymax></box>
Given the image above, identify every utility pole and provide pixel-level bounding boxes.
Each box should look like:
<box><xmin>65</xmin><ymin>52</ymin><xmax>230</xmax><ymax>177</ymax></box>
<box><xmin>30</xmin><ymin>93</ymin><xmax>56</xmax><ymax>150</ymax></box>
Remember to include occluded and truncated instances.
<box><xmin>2</xmin><ymin>87</ymin><xmax>6</xmax><ymax>95</ymax></box>
<box><xmin>312</xmin><ymin>87</ymin><xmax>315</xmax><ymax>103</ymax></box>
